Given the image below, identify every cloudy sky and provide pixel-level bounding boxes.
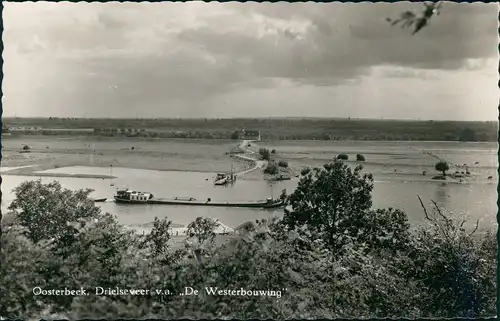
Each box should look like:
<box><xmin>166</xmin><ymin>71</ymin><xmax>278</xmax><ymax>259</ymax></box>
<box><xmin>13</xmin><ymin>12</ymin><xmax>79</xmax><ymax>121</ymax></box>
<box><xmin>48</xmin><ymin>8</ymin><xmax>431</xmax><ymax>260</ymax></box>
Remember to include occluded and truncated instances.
<box><xmin>2</xmin><ymin>1</ymin><xmax>498</xmax><ymax>120</ymax></box>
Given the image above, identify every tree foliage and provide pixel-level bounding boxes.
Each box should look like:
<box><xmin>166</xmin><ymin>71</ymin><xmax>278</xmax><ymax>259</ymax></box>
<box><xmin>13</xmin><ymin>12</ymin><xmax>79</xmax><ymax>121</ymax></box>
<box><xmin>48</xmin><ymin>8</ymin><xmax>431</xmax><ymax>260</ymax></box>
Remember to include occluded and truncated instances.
<box><xmin>356</xmin><ymin>154</ymin><xmax>366</xmax><ymax>162</ymax></box>
<box><xmin>336</xmin><ymin>154</ymin><xmax>348</xmax><ymax>161</ymax></box>
<box><xmin>0</xmin><ymin>171</ymin><xmax>496</xmax><ymax>319</ymax></box>
<box><xmin>186</xmin><ymin>216</ymin><xmax>218</xmax><ymax>245</ymax></box>
<box><xmin>387</xmin><ymin>1</ymin><xmax>442</xmax><ymax>35</ymax></box>
<box><xmin>278</xmin><ymin>160</ymin><xmax>289</xmax><ymax>168</ymax></box>
<box><xmin>435</xmin><ymin>161</ymin><xmax>450</xmax><ymax>176</ymax></box>
<box><xmin>282</xmin><ymin>162</ymin><xmax>410</xmax><ymax>255</ymax></box>
<box><xmin>8</xmin><ymin>180</ymin><xmax>101</xmax><ymax>245</ymax></box>
<box><xmin>459</xmin><ymin>128</ymin><xmax>477</xmax><ymax>142</ymax></box>
<box><xmin>259</xmin><ymin>148</ymin><xmax>271</xmax><ymax>161</ymax></box>
<box><xmin>264</xmin><ymin>163</ymin><xmax>279</xmax><ymax>175</ymax></box>
<box><xmin>138</xmin><ymin>216</ymin><xmax>174</xmax><ymax>263</ymax></box>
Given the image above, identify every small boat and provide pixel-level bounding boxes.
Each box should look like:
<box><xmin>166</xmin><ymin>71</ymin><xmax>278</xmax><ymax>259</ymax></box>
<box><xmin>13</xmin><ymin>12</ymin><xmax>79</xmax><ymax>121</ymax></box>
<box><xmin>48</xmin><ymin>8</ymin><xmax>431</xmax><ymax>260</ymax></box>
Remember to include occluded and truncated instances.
<box><xmin>214</xmin><ymin>165</ymin><xmax>237</xmax><ymax>186</ymax></box>
<box><xmin>114</xmin><ymin>189</ymin><xmax>154</xmax><ymax>204</ymax></box>
<box><xmin>93</xmin><ymin>198</ymin><xmax>107</xmax><ymax>203</ymax></box>
<box><xmin>214</xmin><ymin>174</ymin><xmax>229</xmax><ymax>185</ymax></box>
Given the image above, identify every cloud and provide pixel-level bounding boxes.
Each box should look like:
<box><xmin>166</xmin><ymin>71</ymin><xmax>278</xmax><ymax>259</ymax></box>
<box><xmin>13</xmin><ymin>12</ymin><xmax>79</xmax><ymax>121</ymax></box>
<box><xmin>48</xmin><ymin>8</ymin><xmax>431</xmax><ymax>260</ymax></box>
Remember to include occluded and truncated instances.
<box><xmin>2</xmin><ymin>1</ymin><xmax>498</xmax><ymax>119</ymax></box>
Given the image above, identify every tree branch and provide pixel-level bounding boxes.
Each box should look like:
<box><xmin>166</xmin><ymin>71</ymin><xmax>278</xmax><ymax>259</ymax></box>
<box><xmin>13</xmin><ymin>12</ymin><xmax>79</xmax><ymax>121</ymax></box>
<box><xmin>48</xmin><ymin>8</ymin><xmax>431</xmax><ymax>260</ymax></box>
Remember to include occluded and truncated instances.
<box><xmin>417</xmin><ymin>195</ymin><xmax>431</xmax><ymax>221</ymax></box>
<box><xmin>430</xmin><ymin>199</ymin><xmax>450</xmax><ymax>224</ymax></box>
<box><xmin>467</xmin><ymin>219</ymin><xmax>480</xmax><ymax>238</ymax></box>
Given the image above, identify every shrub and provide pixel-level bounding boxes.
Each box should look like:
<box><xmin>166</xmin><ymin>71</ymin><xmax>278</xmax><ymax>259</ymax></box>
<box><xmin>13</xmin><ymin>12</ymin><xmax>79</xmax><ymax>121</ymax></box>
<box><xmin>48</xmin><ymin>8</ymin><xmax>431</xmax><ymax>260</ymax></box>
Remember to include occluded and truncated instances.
<box><xmin>397</xmin><ymin>197</ymin><xmax>498</xmax><ymax>317</ymax></box>
<box><xmin>337</xmin><ymin>154</ymin><xmax>349</xmax><ymax>161</ymax></box>
<box><xmin>356</xmin><ymin>154</ymin><xmax>365</xmax><ymax>161</ymax></box>
<box><xmin>278</xmin><ymin>160</ymin><xmax>288</xmax><ymax>168</ymax></box>
<box><xmin>264</xmin><ymin>163</ymin><xmax>279</xmax><ymax>175</ymax></box>
<box><xmin>259</xmin><ymin>148</ymin><xmax>271</xmax><ymax>161</ymax></box>
<box><xmin>1</xmin><ymin>171</ymin><xmax>496</xmax><ymax>319</ymax></box>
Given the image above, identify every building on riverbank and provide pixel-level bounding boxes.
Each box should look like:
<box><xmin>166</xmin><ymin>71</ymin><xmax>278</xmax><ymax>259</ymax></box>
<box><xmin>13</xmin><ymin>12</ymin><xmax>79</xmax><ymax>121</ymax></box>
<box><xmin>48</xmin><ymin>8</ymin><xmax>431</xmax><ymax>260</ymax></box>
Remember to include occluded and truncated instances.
<box><xmin>241</xmin><ymin>129</ymin><xmax>261</xmax><ymax>140</ymax></box>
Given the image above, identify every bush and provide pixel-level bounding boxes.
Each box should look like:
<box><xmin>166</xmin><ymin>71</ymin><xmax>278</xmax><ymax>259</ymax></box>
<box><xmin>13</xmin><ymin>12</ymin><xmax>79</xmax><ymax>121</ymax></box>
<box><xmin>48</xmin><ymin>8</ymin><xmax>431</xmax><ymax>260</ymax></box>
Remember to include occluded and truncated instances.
<box><xmin>264</xmin><ymin>163</ymin><xmax>279</xmax><ymax>175</ymax></box>
<box><xmin>337</xmin><ymin>154</ymin><xmax>348</xmax><ymax>160</ymax></box>
<box><xmin>1</xmin><ymin>173</ymin><xmax>496</xmax><ymax>319</ymax></box>
<box><xmin>398</xmin><ymin>197</ymin><xmax>498</xmax><ymax>317</ymax></box>
<box><xmin>356</xmin><ymin>154</ymin><xmax>365</xmax><ymax>161</ymax></box>
<box><xmin>278</xmin><ymin>160</ymin><xmax>288</xmax><ymax>168</ymax></box>
<box><xmin>259</xmin><ymin>148</ymin><xmax>271</xmax><ymax>161</ymax></box>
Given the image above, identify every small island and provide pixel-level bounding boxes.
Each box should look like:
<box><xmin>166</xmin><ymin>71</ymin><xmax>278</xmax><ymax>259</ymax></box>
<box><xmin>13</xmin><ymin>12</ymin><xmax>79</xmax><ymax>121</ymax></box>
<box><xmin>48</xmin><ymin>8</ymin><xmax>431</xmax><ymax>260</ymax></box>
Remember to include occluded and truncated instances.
<box><xmin>258</xmin><ymin>148</ymin><xmax>294</xmax><ymax>181</ymax></box>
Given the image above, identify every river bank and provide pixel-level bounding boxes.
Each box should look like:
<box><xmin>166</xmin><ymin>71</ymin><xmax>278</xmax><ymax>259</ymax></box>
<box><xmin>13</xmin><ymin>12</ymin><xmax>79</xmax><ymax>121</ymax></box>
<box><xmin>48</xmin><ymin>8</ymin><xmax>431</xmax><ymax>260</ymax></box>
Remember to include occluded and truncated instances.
<box><xmin>1</xmin><ymin>136</ymin><xmax>258</xmax><ymax>179</ymax></box>
<box><xmin>1</xmin><ymin>136</ymin><xmax>497</xmax><ymax>184</ymax></box>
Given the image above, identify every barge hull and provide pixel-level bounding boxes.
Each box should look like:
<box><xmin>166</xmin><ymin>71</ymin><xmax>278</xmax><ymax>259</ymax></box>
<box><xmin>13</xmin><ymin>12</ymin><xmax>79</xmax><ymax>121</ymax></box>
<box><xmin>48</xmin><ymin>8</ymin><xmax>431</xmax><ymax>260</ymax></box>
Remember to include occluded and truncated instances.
<box><xmin>116</xmin><ymin>198</ymin><xmax>283</xmax><ymax>209</ymax></box>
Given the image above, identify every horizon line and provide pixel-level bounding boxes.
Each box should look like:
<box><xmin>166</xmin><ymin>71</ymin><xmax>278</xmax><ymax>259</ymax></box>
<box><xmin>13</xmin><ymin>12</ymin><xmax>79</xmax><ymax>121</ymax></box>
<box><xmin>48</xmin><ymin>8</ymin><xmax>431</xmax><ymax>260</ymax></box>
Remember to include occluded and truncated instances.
<box><xmin>2</xmin><ymin>116</ymin><xmax>497</xmax><ymax>123</ymax></box>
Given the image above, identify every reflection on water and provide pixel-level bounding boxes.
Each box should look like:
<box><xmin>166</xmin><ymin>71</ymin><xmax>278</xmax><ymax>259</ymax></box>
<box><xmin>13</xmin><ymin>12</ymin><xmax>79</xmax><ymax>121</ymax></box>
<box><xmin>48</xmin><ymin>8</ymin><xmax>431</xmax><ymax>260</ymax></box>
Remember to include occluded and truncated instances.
<box><xmin>434</xmin><ymin>183</ymin><xmax>450</xmax><ymax>208</ymax></box>
<box><xmin>2</xmin><ymin>165</ymin><xmax>497</xmax><ymax>231</ymax></box>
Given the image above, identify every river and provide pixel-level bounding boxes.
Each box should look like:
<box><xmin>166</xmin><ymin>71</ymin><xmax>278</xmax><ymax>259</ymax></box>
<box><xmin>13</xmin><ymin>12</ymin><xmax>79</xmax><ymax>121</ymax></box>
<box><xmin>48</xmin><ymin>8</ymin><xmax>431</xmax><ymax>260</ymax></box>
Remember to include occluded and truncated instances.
<box><xmin>1</xmin><ymin>140</ymin><xmax>497</xmax><ymax>232</ymax></box>
<box><xmin>1</xmin><ymin>166</ymin><xmax>497</xmax><ymax>232</ymax></box>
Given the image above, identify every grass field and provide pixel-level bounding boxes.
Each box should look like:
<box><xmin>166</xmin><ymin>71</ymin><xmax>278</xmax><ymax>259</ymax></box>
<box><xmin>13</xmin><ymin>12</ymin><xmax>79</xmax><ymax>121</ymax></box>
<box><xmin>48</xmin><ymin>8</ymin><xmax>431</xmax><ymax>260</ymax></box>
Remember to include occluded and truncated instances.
<box><xmin>1</xmin><ymin>136</ymin><xmax>252</xmax><ymax>175</ymax></box>
<box><xmin>3</xmin><ymin>117</ymin><xmax>497</xmax><ymax>142</ymax></box>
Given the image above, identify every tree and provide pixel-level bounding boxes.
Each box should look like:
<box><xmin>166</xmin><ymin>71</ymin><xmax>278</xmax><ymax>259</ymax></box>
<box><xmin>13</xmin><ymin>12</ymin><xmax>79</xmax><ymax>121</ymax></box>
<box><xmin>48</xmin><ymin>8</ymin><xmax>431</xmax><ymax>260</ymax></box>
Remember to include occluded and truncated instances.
<box><xmin>282</xmin><ymin>162</ymin><xmax>410</xmax><ymax>255</ymax></box>
<box><xmin>138</xmin><ymin>216</ymin><xmax>172</xmax><ymax>262</ymax></box>
<box><xmin>458</xmin><ymin>128</ymin><xmax>477</xmax><ymax>142</ymax></box>
<box><xmin>186</xmin><ymin>217</ymin><xmax>218</xmax><ymax>246</ymax></box>
<box><xmin>356</xmin><ymin>154</ymin><xmax>366</xmax><ymax>162</ymax></box>
<box><xmin>435</xmin><ymin>161</ymin><xmax>449</xmax><ymax>177</ymax></box>
<box><xmin>22</xmin><ymin>145</ymin><xmax>30</xmax><ymax>152</ymax></box>
<box><xmin>230</xmin><ymin>131</ymin><xmax>240</xmax><ymax>140</ymax></box>
<box><xmin>7</xmin><ymin>180</ymin><xmax>101</xmax><ymax>246</ymax></box>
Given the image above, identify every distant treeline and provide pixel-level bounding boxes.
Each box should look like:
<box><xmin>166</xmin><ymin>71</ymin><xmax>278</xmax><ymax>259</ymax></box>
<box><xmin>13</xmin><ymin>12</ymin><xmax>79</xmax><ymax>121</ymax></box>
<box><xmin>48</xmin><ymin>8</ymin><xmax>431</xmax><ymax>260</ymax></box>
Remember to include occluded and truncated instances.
<box><xmin>2</xmin><ymin>118</ymin><xmax>497</xmax><ymax>142</ymax></box>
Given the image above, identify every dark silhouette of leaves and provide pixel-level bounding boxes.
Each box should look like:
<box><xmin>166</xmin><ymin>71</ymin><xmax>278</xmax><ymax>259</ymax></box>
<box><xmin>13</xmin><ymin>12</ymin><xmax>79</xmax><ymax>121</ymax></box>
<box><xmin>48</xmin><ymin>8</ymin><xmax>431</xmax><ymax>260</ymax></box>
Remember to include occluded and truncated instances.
<box><xmin>387</xmin><ymin>1</ymin><xmax>442</xmax><ymax>35</ymax></box>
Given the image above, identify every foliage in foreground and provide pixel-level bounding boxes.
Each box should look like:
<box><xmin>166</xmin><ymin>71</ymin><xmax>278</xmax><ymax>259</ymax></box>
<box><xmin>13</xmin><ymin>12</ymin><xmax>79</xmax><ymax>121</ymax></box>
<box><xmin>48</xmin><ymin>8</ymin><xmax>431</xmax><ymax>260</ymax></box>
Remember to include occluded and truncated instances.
<box><xmin>0</xmin><ymin>163</ymin><xmax>497</xmax><ymax>319</ymax></box>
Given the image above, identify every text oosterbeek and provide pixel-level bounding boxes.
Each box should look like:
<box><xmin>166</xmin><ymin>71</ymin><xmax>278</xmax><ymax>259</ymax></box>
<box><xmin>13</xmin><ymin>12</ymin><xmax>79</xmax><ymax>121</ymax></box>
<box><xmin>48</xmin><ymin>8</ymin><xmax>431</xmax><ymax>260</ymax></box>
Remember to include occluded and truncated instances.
<box><xmin>32</xmin><ymin>287</ymin><xmax>285</xmax><ymax>298</ymax></box>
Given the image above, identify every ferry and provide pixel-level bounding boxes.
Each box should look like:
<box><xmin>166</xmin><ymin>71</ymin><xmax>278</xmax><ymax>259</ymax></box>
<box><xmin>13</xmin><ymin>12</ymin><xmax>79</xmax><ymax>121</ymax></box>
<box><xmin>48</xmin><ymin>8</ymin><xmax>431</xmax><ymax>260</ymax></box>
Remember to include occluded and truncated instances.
<box><xmin>214</xmin><ymin>165</ymin><xmax>237</xmax><ymax>186</ymax></box>
<box><xmin>214</xmin><ymin>173</ymin><xmax>236</xmax><ymax>185</ymax></box>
